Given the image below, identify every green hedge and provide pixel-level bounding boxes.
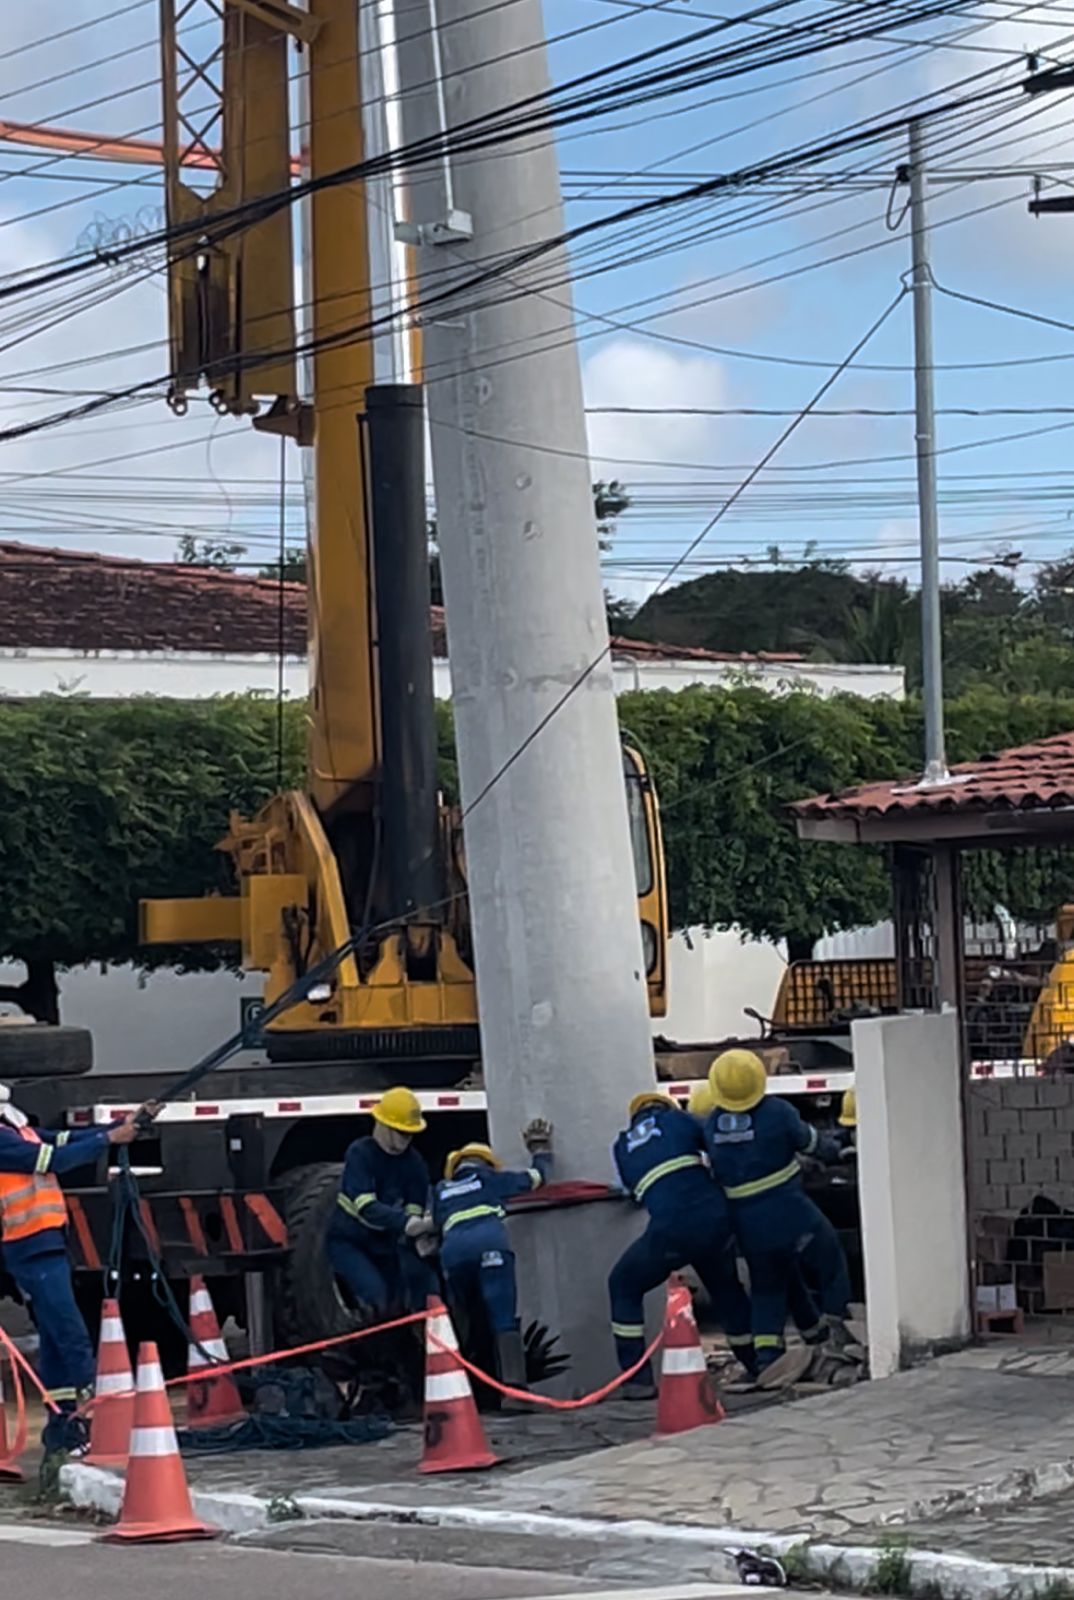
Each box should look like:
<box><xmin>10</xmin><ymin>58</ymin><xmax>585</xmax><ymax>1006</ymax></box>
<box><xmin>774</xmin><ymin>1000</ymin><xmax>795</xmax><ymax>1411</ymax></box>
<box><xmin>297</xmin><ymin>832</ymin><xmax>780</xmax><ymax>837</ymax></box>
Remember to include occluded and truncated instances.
<box><xmin>2</xmin><ymin>685</ymin><xmax>1073</xmax><ymax>970</ymax></box>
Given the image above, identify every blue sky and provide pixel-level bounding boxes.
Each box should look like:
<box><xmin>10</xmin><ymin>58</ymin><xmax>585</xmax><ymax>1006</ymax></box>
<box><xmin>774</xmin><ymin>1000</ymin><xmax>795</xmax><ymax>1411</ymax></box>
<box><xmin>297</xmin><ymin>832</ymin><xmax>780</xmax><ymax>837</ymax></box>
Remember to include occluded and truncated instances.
<box><xmin>3</xmin><ymin>0</ymin><xmax>1074</xmax><ymax>611</ymax></box>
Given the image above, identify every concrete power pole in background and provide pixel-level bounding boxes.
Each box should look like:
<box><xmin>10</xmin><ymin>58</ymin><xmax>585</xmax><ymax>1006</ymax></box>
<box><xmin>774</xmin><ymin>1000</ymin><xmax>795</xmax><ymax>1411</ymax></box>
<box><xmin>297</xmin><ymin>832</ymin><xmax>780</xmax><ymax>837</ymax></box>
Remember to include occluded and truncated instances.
<box><xmin>397</xmin><ymin>0</ymin><xmax>656</xmax><ymax>1384</ymax></box>
<box><xmin>907</xmin><ymin>119</ymin><xmax>950</xmax><ymax>787</ymax></box>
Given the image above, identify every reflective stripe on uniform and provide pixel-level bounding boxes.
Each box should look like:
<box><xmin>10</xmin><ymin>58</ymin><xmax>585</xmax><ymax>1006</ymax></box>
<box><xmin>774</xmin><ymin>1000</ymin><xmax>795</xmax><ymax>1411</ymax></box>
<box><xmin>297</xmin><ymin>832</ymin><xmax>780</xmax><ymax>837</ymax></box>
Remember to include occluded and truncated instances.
<box><xmin>753</xmin><ymin>1334</ymin><xmax>784</xmax><ymax>1350</ymax></box>
<box><xmin>0</xmin><ymin>1125</ymin><xmax>68</xmax><ymax>1243</ymax></box>
<box><xmin>724</xmin><ymin>1160</ymin><xmax>801</xmax><ymax>1201</ymax></box>
<box><xmin>610</xmin><ymin>1321</ymin><xmax>645</xmax><ymax>1339</ymax></box>
<box><xmin>727</xmin><ymin>1333</ymin><xmax>754</xmax><ymax>1347</ymax></box>
<box><xmin>336</xmin><ymin>1191</ymin><xmax>386</xmax><ymax>1229</ymax></box>
<box><xmin>46</xmin><ymin>1387</ymin><xmax>77</xmax><ymax>1403</ymax></box>
<box><xmin>528</xmin><ymin>1169</ymin><xmax>543</xmax><ymax>1189</ymax></box>
<box><xmin>55</xmin><ymin>1131</ymin><xmax>71</xmax><ymax>1148</ymax></box>
<box><xmin>661</xmin><ymin>1346</ymin><xmax>707</xmax><ymax>1376</ymax></box>
<box><xmin>441</xmin><ymin>1203</ymin><xmax>504</xmax><ymax>1235</ymax></box>
<box><xmin>633</xmin><ymin>1154</ymin><xmax>704</xmax><ymax>1200</ymax></box>
<box><xmin>803</xmin><ymin>1125</ymin><xmax>818</xmax><ymax>1154</ymax></box>
<box><xmin>404</xmin><ymin>1204</ymin><xmax>424</xmax><ymax>1216</ymax></box>
<box><xmin>34</xmin><ymin>1144</ymin><xmax>52</xmax><ymax>1175</ymax></box>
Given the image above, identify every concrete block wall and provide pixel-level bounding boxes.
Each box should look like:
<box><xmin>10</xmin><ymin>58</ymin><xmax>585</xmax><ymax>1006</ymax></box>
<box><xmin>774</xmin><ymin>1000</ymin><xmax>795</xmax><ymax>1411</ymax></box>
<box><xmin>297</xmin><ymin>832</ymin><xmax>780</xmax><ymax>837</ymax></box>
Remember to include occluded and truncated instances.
<box><xmin>969</xmin><ymin>1078</ymin><xmax>1074</xmax><ymax>1215</ymax></box>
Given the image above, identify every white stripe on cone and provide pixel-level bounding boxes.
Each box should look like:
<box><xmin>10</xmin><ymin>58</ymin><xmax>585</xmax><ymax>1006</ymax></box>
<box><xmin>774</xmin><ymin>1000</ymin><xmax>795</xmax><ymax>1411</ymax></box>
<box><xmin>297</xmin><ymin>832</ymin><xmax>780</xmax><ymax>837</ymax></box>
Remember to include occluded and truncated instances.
<box><xmin>661</xmin><ymin>1347</ymin><xmax>707</xmax><ymax>1376</ymax></box>
<box><xmin>188</xmin><ymin>1340</ymin><xmax>229</xmax><ymax>1368</ymax></box>
<box><xmin>100</xmin><ymin>1319</ymin><xmax>125</xmax><ymax>1343</ymax></box>
<box><xmin>129</xmin><ymin>1425</ymin><xmax>179</xmax><ymax>1458</ymax></box>
<box><xmin>135</xmin><ymin>1362</ymin><xmax>165</xmax><ymax>1392</ymax></box>
<box><xmin>428</xmin><ymin>1314</ymin><xmax>458</xmax><ymax>1349</ymax></box>
<box><xmin>424</xmin><ymin>1370</ymin><xmax>472</xmax><ymax>1403</ymax></box>
<box><xmin>190</xmin><ymin>1290</ymin><xmax>214</xmax><ymax>1316</ymax></box>
<box><xmin>95</xmin><ymin>1371</ymin><xmax>133</xmax><ymax>1396</ymax></box>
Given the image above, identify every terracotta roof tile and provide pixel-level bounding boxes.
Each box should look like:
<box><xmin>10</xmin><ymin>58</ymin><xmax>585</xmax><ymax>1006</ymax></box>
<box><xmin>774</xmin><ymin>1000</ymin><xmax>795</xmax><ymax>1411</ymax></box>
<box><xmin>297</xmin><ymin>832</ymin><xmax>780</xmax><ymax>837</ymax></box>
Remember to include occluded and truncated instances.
<box><xmin>0</xmin><ymin>542</ymin><xmax>805</xmax><ymax>668</ymax></box>
<box><xmin>0</xmin><ymin>541</ymin><xmax>307</xmax><ymax>655</ymax></box>
<box><xmin>792</xmin><ymin>730</ymin><xmax>1074</xmax><ymax>821</ymax></box>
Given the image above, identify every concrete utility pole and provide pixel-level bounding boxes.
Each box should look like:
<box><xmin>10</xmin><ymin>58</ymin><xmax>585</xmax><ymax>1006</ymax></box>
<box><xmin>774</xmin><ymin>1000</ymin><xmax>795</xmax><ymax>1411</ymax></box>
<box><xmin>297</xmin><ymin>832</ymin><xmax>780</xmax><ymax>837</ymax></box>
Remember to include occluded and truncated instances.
<box><xmin>396</xmin><ymin>0</ymin><xmax>655</xmax><ymax>1385</ymax></box>
<box><xmin>907</xmin><ymin>119</ymin><xmax>950</xmax><ymax>786</ymax></box>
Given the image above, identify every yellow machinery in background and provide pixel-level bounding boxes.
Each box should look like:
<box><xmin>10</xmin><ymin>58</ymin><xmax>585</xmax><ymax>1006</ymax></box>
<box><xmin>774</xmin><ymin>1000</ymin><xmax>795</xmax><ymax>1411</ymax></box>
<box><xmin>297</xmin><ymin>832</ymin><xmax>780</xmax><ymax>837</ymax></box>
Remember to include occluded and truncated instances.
<box><xmin>140</xmin><ymin>0</ymin><xmax>668</xmax><ymax>1065</ymax></box>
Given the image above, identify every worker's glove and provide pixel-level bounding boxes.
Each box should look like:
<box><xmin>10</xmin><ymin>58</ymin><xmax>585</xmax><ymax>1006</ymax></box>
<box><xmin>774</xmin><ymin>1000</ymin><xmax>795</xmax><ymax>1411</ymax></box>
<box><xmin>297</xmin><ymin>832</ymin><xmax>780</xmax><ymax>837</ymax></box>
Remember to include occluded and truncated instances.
<box><xmin>414</xmin><ymin>1232</ymin><xmax>439</xmax><ymax>1259</ymax></box>
<box><xmin>523</xmin><ymin>1117</ymin><xmax>553</xmax><ymax>1154</ymax></box>
<box><xmin>405</xmin><ymin>1212</ymin><xmax>435</xmax><ymax>1239</ymax></box>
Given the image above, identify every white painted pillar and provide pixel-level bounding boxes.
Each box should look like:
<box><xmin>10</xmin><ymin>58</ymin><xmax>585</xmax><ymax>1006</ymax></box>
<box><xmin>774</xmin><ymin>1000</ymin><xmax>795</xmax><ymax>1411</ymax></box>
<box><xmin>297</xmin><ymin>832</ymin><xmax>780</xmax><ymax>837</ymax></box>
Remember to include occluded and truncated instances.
<box><xmin>852</xmin><ymin>1010</ymin><xmax>971</xmax><ymax>1378</ymax></box>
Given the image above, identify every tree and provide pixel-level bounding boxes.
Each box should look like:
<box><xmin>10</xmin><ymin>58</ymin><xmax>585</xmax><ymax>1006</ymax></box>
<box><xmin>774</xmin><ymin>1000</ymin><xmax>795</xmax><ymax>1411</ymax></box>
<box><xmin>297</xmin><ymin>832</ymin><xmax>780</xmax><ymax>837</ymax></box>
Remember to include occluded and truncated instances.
<box><xmin>176</xmin><ymin>535</ymin><xmax>247</xmax><ymax>570</ymax></box>
<box><xmin>258</xmin><ymin>547</ymin><xmax>307</xmax><ymax>583</ymax></box>
<box><xmin>7</xmin><ymin>685</ymin><xmax>1074</xmax><ymax>1018</ymax></box>
<box><xmin>0</xmin><ymin>697</ymin><xmax>304</xmax><ymax>1018</ymax></box>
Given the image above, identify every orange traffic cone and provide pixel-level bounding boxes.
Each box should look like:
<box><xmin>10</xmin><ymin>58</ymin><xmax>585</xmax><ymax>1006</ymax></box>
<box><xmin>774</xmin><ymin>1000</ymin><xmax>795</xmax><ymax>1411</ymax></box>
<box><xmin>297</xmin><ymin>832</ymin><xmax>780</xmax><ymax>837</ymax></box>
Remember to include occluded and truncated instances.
<box><xmin>185</xmin><ymin>1277</ymin><xmax>244</xmax><ymax>1429</ymax></box>
<box><xmin>655</xmin><ymin>1278</ymin><xmax>725</xmax><ymax>1437</ymax></box>
<box><xmin>420</xmin><ymin>1297</ymin><xmax>498</xmax><ymax>1474</ymax></box>
<box><xmin>86</xmin><ymin>1299</ymin><xmax>135</xmax><ymax>1468</ymax></box>
<box><xmin>0</xmin><ymin>1360</ymin><xmax>25</xmax><ymax>1483</ymax></box>
<box><xmin>103</xmin><ymin>1342</ymin><xmax>217</xmax><ymax>1544</ymax></box>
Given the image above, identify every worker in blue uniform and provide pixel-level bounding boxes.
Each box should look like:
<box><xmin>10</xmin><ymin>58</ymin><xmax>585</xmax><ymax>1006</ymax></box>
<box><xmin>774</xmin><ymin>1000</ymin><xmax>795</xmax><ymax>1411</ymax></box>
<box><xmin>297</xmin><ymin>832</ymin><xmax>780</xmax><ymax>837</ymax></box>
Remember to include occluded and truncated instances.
<box><xmin>431</xmin><ymin>1118</ymin><xmax>553</xmax><ymax>1408</ymax></box>
<box><xmin>326</xmin><ymin>1086</ymin><xmax>436</xmax><ymax>1317</ymax></box>
<box><xmin>685</xmin><ymin>1076</ymin><xmax>835</xmax><ymax>1383</ymax></box>
<box><xmin>0</xmin><ymin>1083</ymin><xmax>147</xmax><ymax>1455</ymax></box>
<box><xmin>608</xmin><ymin>1091</ymin><xmax>754</xmax><ymax>1398</ymax></box>
<box><xmin>704</xmin><ymin>1050</ymin><xmax>850</xmax><ymax>1382</ymax></box>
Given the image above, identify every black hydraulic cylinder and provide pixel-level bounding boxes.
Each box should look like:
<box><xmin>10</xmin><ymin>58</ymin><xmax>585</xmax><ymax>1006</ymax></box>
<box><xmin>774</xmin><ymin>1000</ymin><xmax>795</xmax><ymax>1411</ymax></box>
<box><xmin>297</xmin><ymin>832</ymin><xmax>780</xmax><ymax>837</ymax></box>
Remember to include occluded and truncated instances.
<box><xmin>365</xmin><ymin>383</ymin><xmax>442</xmax><ymax>920</ymax></box>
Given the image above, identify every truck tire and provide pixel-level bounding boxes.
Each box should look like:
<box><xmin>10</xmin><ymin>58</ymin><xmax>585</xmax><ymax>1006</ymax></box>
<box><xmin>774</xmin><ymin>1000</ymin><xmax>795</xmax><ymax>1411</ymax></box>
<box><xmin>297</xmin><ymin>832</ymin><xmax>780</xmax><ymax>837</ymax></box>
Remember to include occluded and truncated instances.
<box><xmin>0</xmin><ymin>1024</ymin><xmax>93</xmax><ymax>1078</ymax></box>
<box><xmin>275</xmin><ymin>1163</ymin><xmax>425</xmax><ymax>1408</ymax></box>
<box><xmin>275</xmin><ymin>1163</ymin><xmax>359</xmax><ymax>1349</ymax></box>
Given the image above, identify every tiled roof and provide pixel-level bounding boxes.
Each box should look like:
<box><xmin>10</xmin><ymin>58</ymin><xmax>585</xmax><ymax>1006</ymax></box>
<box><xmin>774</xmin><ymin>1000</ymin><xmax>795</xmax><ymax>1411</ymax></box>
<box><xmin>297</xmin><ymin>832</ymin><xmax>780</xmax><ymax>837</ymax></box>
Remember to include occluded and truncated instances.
<box><xmin>0</xmin><ymin>541</ymin><xmax>308</xmax><ymax>655</ymax></box>
<box><xmin>0</xmin><ymin>543</ymin><xmax>797</xmax><ymax>666</ymax></box>
<box><xmin>792</xmin><ymin>730</ymin><xmax>1074</xmax><ymax>821</ymax></box>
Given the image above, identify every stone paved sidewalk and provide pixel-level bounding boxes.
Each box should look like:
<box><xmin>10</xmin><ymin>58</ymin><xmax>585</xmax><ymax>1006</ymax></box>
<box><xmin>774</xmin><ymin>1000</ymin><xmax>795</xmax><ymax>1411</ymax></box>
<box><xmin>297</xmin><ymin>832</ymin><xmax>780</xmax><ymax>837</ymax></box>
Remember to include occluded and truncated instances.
<box><xmin>478</xmin><ymin>1345</ymin><xmax>1074</xmax><ymax>1538</ymax></box>
<box><xmin>155</xmin><ymin>1340</ymin><xmax>1074</xmax><ymax>1551</ymax></box>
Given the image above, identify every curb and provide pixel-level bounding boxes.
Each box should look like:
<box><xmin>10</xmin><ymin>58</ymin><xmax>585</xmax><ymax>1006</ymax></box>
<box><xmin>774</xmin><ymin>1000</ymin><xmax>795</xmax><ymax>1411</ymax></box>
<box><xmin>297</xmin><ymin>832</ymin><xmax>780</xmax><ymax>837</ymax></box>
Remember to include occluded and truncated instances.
<box><xmin>60</xmin><ymin>1464</ymin><xmax>1074</xmax><ymax>1599</ymax></box>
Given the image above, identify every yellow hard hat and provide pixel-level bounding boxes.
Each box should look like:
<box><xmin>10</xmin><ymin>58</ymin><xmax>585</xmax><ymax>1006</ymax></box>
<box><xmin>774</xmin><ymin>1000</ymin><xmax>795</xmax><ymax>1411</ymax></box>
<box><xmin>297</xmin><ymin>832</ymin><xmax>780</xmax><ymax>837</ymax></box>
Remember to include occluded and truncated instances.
<box><xmin>687</xmin><ymin>1081</ymin><xmax>715</xmax><ymax>1118</ymax></box>
<box><xmin>708</xmin><ymin>1049</ymin><xmax>766</xmax><ymax>1113</ymax></box>
<box><xmin>838</xmin><ymin>1088</ymin><xmax>857</xmax><ymax>1128</ymax></box>
<box><xmin>444</xmin><ymin>1142</ymin><xmax>501</xmax><ymax>1181</ymax></box>
<box><xmin>372</xmin><ymin>1086</ymin><xmax>426</xmax><ymax>1134</ymax></box>
<box><xmin>628</xmin><ymin>1090</ymin><xmax>678</xmax><ymax>1119</ymax></box>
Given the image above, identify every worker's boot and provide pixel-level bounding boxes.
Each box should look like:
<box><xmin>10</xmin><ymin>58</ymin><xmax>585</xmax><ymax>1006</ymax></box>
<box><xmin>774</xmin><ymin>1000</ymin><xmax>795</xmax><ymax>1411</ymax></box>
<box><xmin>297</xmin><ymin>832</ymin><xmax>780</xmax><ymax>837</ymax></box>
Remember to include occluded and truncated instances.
<box><xmin>495</xmin><ymin>1329</ymin><xmax>533</xmax><ymax>1413</ymax></box>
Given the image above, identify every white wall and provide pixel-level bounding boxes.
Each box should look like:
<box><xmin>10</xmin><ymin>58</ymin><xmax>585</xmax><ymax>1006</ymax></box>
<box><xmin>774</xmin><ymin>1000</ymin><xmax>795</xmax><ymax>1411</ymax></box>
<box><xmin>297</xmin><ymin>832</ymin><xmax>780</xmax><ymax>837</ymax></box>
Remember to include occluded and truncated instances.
<box><xmin>0</xmin><ymin>647</ymin><xmax>906</xmax><ymax>704</ymax></box>
<box><xmin>814</xmin><ymin>922</ymin><xmax>895</xmax><ymax>960</ymax></box>
<box><xmin>0</xmin><ymin>960</ymin><xmax>264</xmax><ymax>1078</ymax></box>
<box><xmin>853</xmin><ymin>1009</ymin><xmax>970</xmax><ymax>1377</ymax></box>
<box><xmin>661</xmin><ymin>927</ymin><xmax>787</xmax><ymax>1042</ymax></box>
<box><xmin>2</xmin><ymin>932</ymin><xmax>788</xmax><ymax>1076</ymax></box>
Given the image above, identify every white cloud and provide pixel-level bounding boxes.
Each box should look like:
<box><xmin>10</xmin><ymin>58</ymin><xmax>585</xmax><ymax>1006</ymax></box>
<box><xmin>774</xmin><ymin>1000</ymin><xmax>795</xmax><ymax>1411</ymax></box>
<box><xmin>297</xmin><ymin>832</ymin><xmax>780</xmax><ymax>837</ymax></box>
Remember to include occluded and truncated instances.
<box><xmin>583</xmin><ymin>336</ymin><xmax>728</xmax><ymax>482</ymax></box>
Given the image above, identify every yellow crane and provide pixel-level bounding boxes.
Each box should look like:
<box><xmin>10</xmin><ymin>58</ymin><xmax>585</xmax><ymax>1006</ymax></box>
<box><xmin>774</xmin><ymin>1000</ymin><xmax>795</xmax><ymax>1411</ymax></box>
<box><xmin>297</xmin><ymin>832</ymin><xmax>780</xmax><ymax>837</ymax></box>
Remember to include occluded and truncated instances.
<box><xmin>140</xmin><ymin>0</ymin><xmax>669</xmax><ymax>1069</ymax></box>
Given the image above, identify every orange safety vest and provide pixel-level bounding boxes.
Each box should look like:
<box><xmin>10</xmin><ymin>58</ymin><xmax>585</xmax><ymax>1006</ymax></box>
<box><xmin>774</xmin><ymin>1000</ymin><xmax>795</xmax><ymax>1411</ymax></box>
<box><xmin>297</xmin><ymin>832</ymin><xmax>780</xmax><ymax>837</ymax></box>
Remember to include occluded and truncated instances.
<box><xmin>0</xmin><ymin>1125</ymin><xmax>68</xmax><ymax>1243</ymax></box>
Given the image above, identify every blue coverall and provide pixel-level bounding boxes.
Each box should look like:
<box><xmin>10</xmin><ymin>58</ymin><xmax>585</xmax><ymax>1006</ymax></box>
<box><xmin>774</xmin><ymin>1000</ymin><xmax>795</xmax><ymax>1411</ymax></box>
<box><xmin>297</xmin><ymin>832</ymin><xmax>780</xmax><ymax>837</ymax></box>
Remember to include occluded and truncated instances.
<box><xmin>609</xmin><ymin>1104</ymin><xmax>754</xmax><ymax>1384</ymax></box>
<box><xmin>703</xmin><ymin>1097</ymin><xmax>849</xmax><ymax>1370</ymax></box>
<box><xmin>325</xmin><ymin>1137</ymin><xmax>435</xmax><ymax>1315</ymax></box>
<box><xmin>432</xmin><ymin>1153</ymin><xmax>551</xmax><ymax>1334</ymax></box>
<box><xmin>0</xmin><ymin>1121</ymin><xmax>111</xmax><ymax>1451</ymax></box>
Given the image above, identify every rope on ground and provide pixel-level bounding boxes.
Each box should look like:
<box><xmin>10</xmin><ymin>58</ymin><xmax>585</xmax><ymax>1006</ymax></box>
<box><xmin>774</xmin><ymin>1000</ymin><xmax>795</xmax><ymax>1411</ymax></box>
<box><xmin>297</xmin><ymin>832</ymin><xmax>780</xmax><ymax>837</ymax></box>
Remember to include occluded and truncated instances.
<box><xmin>177</xmin><ymin>1413</ymin><xmax>393</xmax><ymax>1454</ymax></box>
<box><xmin>76</xmin><ymin>1307</ymin><xmax>434</xmax><ymax>1415</ymax></box>
<box><xmin>429</xmin><ymin>1328</ymin><xmax>665</xmax><ymax>1409</ymax></box>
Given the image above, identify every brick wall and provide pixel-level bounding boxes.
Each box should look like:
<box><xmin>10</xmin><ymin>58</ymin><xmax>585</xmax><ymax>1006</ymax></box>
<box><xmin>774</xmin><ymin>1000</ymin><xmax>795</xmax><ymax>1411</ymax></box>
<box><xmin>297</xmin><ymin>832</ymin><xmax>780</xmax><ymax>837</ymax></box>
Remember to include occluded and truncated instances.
<box><xmin>969</xmin><ymin>1078</ymin><xmax>1074</xmax><ymax>1215</ymax></box>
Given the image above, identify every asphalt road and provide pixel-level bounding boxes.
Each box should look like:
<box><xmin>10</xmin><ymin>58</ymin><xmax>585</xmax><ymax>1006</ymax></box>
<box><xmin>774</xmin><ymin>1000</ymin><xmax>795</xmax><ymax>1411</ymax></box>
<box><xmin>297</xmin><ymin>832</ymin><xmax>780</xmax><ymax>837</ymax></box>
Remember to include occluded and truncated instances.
<box><xmin>0</xmin><ymin>1522</ymin><xmax>604</xmax><ymax>1600</ymax></box>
